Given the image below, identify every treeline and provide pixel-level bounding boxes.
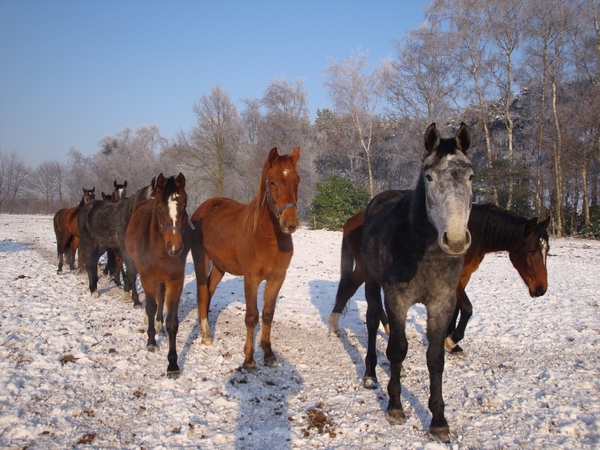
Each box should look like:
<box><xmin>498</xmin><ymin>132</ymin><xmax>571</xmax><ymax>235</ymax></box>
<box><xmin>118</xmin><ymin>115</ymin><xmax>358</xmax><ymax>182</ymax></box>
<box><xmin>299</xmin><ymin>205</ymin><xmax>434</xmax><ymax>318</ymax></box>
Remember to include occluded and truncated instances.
<box><xmin>1</xmin><ymin>0</ymin><xmax>598</xmax><ymax>237</ymax></box>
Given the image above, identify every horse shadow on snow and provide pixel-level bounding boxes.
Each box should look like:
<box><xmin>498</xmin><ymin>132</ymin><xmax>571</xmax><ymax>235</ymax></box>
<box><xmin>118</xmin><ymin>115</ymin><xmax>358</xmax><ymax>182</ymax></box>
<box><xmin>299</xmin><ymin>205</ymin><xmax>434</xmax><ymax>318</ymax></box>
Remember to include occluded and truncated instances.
<box><xmin>308</xmin><ymin>279</ymin><xmax>431</xmax><ymax>430</ymax></box>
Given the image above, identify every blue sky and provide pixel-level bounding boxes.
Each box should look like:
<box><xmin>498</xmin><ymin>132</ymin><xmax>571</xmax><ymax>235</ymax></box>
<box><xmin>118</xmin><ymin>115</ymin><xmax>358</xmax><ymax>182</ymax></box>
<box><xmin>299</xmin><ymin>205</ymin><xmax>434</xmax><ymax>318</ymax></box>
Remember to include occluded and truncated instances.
<box><xmin>0</xmin><ymin>1</ymin><xmax>428</xmax><ymax>166</ymax></box>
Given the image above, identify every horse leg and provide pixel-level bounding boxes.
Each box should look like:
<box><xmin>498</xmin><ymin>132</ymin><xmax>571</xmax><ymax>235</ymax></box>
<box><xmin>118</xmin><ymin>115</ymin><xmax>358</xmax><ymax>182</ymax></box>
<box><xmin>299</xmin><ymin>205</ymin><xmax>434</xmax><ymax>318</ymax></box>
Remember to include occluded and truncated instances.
<box><xmin>329</xmin><ymin>253</ymin><xmax>365</xmax><ymax>335</ymax></box>
<box><xmin>242</xmin><ymin>276</ymin><xmax>260</xmax><ymax>372</ymax></box>
<box><xmin>383</xmin><ymin>290</ymin><xmax>409</xmax><ymax>425</ymax></box>
<box><xmin>82</xmin><ymin>238</ymin><xmax>100</xmax><ymax>297</ymax></box>
<box><xmin>121</xmin><ymin>251</ymin><xmax>141</xmax><ymax>308</ymax></box>
<box><xmin>425</xmin><ymin>297</ymin><xmax>455</xmax><ymax>443</ymax></box>
<box><xmin>155</xmin><ymin>282</ymin><xmax>166</xmax><ymax>334</ymax></box>
<box><xmin>70</xmin><ymin>236</ymin><xmax>80</xmax><ymax>272</ymax></box>
<box><xmin>165</xmin><ymin>280</ymin><xmax>183</xmax><ymax>378</ymax></box>
<box><xmin>143</xmin><ymin>281</ymin><xmax>159</xmax><ymax>352</ymax></box>
<box><xmin>446</xmin><ymin>286</ymin><xmax>472</xmax><ymax>355</ymax></box>
<box><xmin>363</xmin><ymin>279</ymin><xmax>384</xmax><ymax>388</ymax></box>
<box><xmin>260</xmin><ymin>274</ymin><xmax>286</xmax><ymax>367</ymax></box>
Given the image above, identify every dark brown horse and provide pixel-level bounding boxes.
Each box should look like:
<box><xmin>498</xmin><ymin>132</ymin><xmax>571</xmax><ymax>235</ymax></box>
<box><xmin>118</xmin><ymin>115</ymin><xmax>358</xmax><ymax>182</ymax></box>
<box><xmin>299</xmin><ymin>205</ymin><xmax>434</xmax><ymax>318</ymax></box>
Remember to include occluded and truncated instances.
<box><xmin>329</xmin><ymin>200</ymin><xmax>550</xmax><ymax>353</ymax></box>
<box><xmin>125</xmin><ymin>173</ymin><xmax>190</xmax><ymax>377</ymax></box>
<box><xmin>190</xmin><ymin>147</ymin><xmax>300</xmax><ymax>371</ymax></box>
<box><xmin>53</xmin><ymin>187</ymin><xmax>95</xmax><ymax>274</ymax></box>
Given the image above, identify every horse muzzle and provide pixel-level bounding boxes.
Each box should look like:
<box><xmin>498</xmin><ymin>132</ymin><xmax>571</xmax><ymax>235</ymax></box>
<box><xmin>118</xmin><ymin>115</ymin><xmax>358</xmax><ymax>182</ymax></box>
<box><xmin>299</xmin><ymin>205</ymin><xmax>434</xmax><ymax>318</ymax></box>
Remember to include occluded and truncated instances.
<box><xmin>166</xmin><ymin>241</ymin><xmax>183</xmax><ymax>257</ymax></box>
<box><xmin>529</xmin><ymin>285</ymin><xmax>547</xmax><ymax>298</ymax></box>
<box><xmin>279</xmin><ymin>210</ymin><xmax>300</xmax><ymax>234</ymax></box>
<box><xmin>440</xmin><ymin>229</ymin><xmax>471</xmax><ymax>255</ymax></box>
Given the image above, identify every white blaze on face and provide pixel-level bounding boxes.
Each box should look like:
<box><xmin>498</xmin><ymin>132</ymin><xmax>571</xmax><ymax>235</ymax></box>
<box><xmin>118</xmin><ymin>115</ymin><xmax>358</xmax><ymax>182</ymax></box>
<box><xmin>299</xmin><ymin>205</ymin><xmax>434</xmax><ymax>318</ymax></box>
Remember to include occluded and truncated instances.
<box><xmin>540</xmin><ymin>238</ymin><xmax>549</xmax><ymax>266</ymax></box>
<box><xmin>168</xmin><ymin>193</ymin><xmax>179</xmax><ymax>233</ymax></box>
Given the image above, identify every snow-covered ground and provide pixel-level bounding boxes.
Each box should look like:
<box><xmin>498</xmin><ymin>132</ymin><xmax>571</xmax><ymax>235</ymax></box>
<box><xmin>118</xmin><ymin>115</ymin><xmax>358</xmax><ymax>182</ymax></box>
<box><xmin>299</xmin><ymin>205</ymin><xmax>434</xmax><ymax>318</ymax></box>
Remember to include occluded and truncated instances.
<box><xmin>1</xmin><ymin>214</ymin><xmax>599</xmax><ymax>449</ymax></box>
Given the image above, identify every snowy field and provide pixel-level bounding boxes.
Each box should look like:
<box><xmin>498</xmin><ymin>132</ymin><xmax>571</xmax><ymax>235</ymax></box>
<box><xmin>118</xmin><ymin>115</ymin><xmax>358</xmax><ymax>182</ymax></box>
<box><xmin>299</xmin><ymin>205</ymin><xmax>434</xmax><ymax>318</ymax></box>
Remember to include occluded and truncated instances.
<box><xmin>1</xmin><ymin>214</ymin><xmax>599</xmax><ymax>449</ymax></box>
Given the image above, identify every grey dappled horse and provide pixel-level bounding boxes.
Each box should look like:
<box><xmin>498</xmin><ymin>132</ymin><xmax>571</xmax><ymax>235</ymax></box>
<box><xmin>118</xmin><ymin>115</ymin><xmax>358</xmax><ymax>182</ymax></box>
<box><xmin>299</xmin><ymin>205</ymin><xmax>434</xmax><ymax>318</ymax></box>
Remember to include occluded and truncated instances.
<box><xmin>360</xmin><ymin>123</ymin><xmax>473</xmax><ymax>443</ymax></box>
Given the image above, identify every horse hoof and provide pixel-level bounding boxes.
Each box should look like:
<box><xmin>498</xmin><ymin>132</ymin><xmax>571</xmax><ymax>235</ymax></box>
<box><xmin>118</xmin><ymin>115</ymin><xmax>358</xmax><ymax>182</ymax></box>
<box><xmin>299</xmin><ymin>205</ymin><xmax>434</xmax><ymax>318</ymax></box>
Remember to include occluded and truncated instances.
<box><xmin>430</xmin><ymin>426</ymin><xmax>451</xmax><ymax>443</ymax></box>
<box><xmin>166</xmin><ymin>369</ymin><xmax>181</xmax><ymax>379</ymax></box>
<box><xmin>383</xmin><ymin>323</ymin><xmax>391</xmax><ymax>336</ymax></box>
<box><xmin>362</xmin><ymin>376</ymin><xmax>378</xmax><ymax>389</ymax></box>
<box><xmin>451</xmin><ymin>344</ymin><xmax>464</xmax><ymax>355</ymax></box>
<box><xmin>242</xmin><ymin>362</ymin><xmax>256</xmax><ymax>373</ymax></box>
<box><xmin>264</xmin><ymin>357</ymin><xmax>279</xmax><ymax>367</ymax></box>
<box><xmin>201</xmin><ymin>336</ymin><xmax>212</xmax><ymax>346</ymax></box>
<box><xmin>92</xmin><ymin>291</ymin><xmax>99</xmax><ymax>299</ymax></box>
<box><xmin>133</xmin><ymin>301</ymin><xmax>143</xmax><ymax>309</ymax></box>
<box><xmin>146</xmin><ymin>344</ymin><xmax>158</xmax><ymax>352</ymax></box>
<box><xmin>444</xmin><ymin>336</ymin><xmax>458</xmax><ymax>352</ymax></box>
<box><xmin>385</xmin><ymin>409</ymin><xmax>407</xmax><ymax>425</ymax></box>
<box><xmin>124</xmin><ymin>291</ymin><xmax>132</xmax><ymax>301</ymax></box>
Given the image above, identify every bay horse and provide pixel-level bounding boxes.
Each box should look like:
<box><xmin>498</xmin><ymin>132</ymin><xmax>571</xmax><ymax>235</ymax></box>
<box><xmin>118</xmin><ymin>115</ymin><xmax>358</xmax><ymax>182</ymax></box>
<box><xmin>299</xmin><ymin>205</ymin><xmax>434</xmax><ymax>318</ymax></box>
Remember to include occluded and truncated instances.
<box><xmin>329</xmin><ymin>203</ymin><xmax>550</xmax><ymax>354</ymax></box>
<box><xmin>113</xmin><ymin>180</ymin><xmax>127</xmax><ymax>200</ymax></box>
<box><xmin>53</xmin><ymin>187</ymin><xmax>95</xmax><ymax>274</ymax></box>
<box><xmin>125</xmin><ymin>173</ymin><xmax>190</xmax><ymax>378</ymax></box>
<box><xmin>190</xmin><ymin>147</ymin><xmax>300</xmax><ymax>371</ymax></box>
<box><xmin>360</xmin><ymin>123</ymin><xmax>473</xmax><ymax>442</ymax></box>
<box><xmin>78</xmin><ymin>180</ymin><xmax>156</xmax><ymax>306</ymax></box>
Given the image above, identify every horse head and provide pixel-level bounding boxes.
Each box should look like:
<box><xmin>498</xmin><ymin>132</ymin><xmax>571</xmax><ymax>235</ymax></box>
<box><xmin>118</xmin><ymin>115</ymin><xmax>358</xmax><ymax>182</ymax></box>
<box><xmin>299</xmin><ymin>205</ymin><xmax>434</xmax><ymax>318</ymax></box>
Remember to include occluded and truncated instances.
<box><xmin>113</xmin><ymin>180</ymin><xmax>127</xmax><ymax>201</ymax></box>
<box><xmin>155</xmin><ymin>173</ymin><xmax>187</xmax><ymax>257</ymax></box>
<box><xmin>509</xmin><ymin>216</ymin><xmax>550</xmax><ymax>297</ymax></box>
<box><xmin>81</xmin><ymin>187</ymin><xmax>96</xmax><ymax>205</ymax></box>
<box><xmin>262</xmin><ymin>147</ymin><xmax>300</xmax><ymax>234</ymax></box>
<box><xmin>423</xmin><ymin>122</ymin><xmax>474</xmax><ymax>255</ymax></box>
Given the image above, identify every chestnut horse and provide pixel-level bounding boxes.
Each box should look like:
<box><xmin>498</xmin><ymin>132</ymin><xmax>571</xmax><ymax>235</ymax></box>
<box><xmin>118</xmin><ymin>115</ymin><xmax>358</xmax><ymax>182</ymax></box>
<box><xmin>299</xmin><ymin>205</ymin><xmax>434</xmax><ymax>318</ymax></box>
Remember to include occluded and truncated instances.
<box><xmin>190</xmin><ymin>147</ymin><xmax>300</xmax><ymax>371</ymax></box>
<box><xmin>360</xmin><ymin>123</ymin><xmax>473</xmax><ymax>442</ymax></box>
<box><xmin>125</xmin><ymin>173</ymin><xmax>190</xmax><ymax>378</ymax></box>
<box><xmin>329</xmin><ymin>202</ymin><xmax>550</xmax><ymax>353</ymax></box>
<box><xmin>53</xmin><ymin>187</ymin><xmax>95</xmax><ymax>274</ymax></box>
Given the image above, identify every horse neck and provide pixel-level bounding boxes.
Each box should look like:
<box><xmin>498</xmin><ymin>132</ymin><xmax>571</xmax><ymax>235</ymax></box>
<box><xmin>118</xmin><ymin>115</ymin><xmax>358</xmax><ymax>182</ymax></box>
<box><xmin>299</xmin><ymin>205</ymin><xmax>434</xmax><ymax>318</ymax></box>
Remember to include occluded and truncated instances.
<box><xmin>243</xmin><ymin>183</ymin><xmax>286</xmax><ymax>241</ymax></box>
<box><xmin>469</xmin><ymin>205</ymin><xmax>527</xmax><ymax>254</ymax></box>
<box><xmin>411</xmin><ymin>175</ymin><xmax>434</xmax><ymax>231</ymax></box>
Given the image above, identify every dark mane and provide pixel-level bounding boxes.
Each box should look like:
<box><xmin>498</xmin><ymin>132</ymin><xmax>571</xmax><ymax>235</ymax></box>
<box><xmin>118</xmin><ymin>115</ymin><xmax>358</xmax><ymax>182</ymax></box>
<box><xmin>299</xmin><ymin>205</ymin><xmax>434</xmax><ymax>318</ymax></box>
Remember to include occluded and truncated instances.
<box><xmin>467</xmin><ymin>204</ymin><xmax>530</xmax><ymax>254</ymax></box>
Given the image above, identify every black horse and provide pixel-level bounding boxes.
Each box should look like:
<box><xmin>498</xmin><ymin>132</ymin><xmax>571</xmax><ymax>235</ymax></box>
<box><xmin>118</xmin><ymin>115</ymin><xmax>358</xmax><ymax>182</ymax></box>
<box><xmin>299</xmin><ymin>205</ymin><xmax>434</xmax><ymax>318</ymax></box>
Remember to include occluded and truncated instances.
<box><xmin>361</xmin><ymin>123</ymin><xmax>473</xmax><ymax>442</ymax></box>
<box><xmin>78</xmin><ymin>179</ymin><xmax>155</xmax><ymax>307</ymax></box>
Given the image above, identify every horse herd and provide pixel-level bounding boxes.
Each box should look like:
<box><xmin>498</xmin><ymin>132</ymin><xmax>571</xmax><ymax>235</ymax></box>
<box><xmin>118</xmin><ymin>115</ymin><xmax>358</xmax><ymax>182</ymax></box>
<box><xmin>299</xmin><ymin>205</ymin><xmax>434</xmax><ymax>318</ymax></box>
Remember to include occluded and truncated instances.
<box><xmin>52</xmin><ymin>124</ymin><xmax>549</xmax><ymax>442</ymax></box>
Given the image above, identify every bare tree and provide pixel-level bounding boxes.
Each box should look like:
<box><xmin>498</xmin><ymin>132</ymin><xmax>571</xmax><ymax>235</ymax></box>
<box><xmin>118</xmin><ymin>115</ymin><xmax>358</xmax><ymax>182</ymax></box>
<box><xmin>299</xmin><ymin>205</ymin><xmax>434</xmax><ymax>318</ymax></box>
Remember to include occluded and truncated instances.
<box><xmin>485</xmin><ymin>0</ymin><xmax>528</xmax><ymax>210</ymax></box>
<box><xmin>28</xmin><ymin>160</ymin><xmax>62</xmax><ymax>214</ymax></box>
<box><xmin>324</xmin><ymin>49</ymin><xmax>385</xmax><ymax>197</ymax></box>
<box><xmin>177</xmin><ymin>84</ymin><xmax>243</xmax><ymax>200</ymax></box>
<box><xmin>427</xmin><ymin>0</ymin><xmax>499</xmax><ymax>204</ymax></box>
<box><xmin>95</xmin><ymin>125</ymin><xmax>166</xmax><ymax>193</ymax></box>
<box><xmin>0</xmin><ymin>149</ymin><xmax>29</xmax><ymax>213</ymax></box>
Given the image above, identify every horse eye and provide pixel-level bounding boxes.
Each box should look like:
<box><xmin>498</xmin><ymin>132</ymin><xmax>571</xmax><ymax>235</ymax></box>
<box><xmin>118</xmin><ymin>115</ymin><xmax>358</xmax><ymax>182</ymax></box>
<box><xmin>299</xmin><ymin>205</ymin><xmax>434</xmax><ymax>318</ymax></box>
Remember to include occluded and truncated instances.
<box><xmin>527</xmin><ymin>248</ymin><xmax>534</xmax><ymax>255</ymax></box>
<box><xmin>426</xmin><ymin>174</ymin><xmax>433</xmax><ymax>182</ymax></box>
<box><xmin>469</xmin><ymin>174</ymin><xmax>474</xmax><ymax>181</ymax></box>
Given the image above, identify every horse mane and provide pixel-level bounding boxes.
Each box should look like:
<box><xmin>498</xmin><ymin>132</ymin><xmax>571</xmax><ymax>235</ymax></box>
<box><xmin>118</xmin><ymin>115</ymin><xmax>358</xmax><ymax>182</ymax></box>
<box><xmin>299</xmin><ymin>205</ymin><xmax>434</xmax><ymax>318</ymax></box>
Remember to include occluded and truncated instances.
<box><xmin>467</xmin><ymin>204</ymin><xmax>530</xmax><ymax>254</ymax></box>
<box><xmin>241</xmin><ymin>164</ymin><xmax>269</xmax><ymax>234</ymax></box>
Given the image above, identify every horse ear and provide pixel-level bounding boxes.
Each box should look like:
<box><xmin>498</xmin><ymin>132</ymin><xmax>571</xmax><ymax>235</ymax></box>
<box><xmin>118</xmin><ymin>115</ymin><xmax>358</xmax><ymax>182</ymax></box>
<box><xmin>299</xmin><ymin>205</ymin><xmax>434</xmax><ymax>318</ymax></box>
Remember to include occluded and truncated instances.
<box><xmin>524</xmin><ymin>217</ymin><xmax>538</xmax><ymax>236</ymax></box>
<box><xmin>82</xmin><ymin>187</ymin><xmax>86</xmax><ymax>194</ymax></box>
<box><xmin>123</xmin><ymin>181</ymin><xmax>127</xmax><ymax>188</ymax></box>
<box><xmin>424</xmin><ymin>123</ymin><xmax>440</xmax><ymax>155</ymax></box>
<box><xmin>539</xmin><ymin>216</ymin><xmax>550</xmax><ymax>230</ymax></box>
<box><xmin>156</xmin><ymin>173</ymin><xmax>167</xmax><ymax>190</ymax></box>
<box><xmin>114</xmin><ymin>180</ymin><xmax>117</xmax><ymax>188</ymax></box>
<box><xmin>151</xmin><ymin>177</ymin><xmax>156</xmax><ymax>190</ymax></box>
<box><xmin>268</xmin><ymin>147</ymin><xmax>279</xmax><ymax>165</ymax></box>
<box><xmin>92</xmin><ymin>187</ymin><xmax>95</xmax><ymax>193</ymax></box>
<box><xmin>175</xmin><ymin>172</ymin><xmax>185</xmax><ymax>188</ymax></box>
<box><xmin>455</xmin><ymin>122</ymin><xmax>471</xmax><ymax>154</ymax></box>
<box><xmin>289</xmin><ymin>147</ymin><xmax>300</xmax><ymax>166</ymax></box>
